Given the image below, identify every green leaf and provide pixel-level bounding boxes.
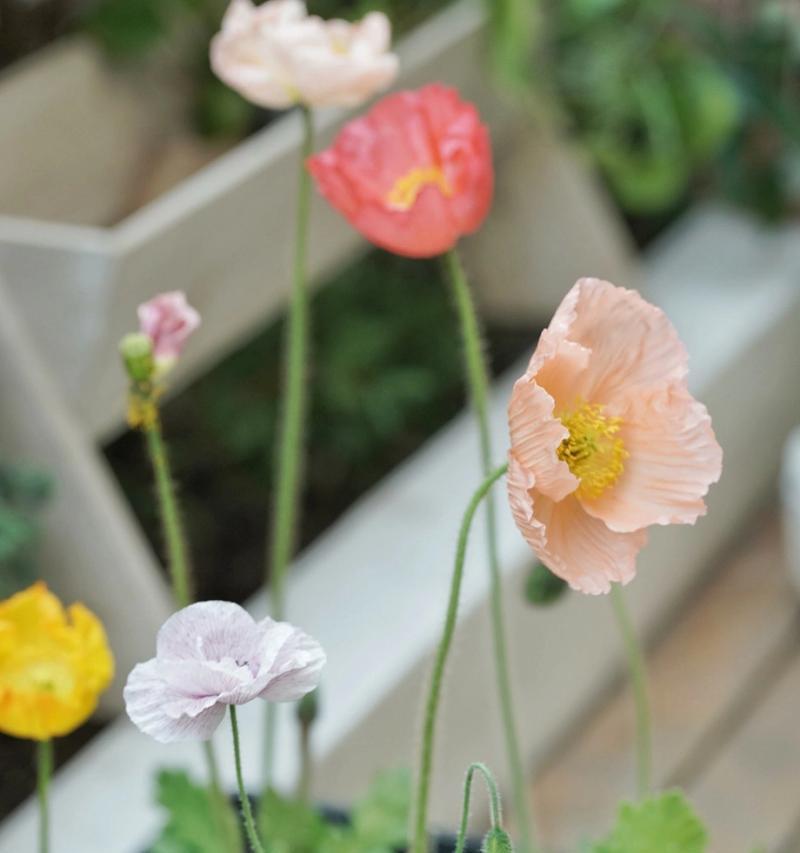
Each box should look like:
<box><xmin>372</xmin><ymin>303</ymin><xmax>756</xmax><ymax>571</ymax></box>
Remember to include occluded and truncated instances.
<box><xmin>591</xmin><ymin>791</ymin><xmax>708</xmax><ymax>853</ymax></box>
<box><xmin>351</xmin><ymin>768</ymin><xmax>411</xmax><ymax>849</ymax></box>
<box><xmin>151</xmin><ymin>769</ymin><xmax>241</xmax><ymax>853</ymax></box>
<box><xmin>256</xmin><ymin>787</ymin><xmax>329</xmax><ymax>853</ymax></box>
<box><xmin>524</xmin><ymin>563</ymin><xmax>568</xmax><ymax>606</ymax></box>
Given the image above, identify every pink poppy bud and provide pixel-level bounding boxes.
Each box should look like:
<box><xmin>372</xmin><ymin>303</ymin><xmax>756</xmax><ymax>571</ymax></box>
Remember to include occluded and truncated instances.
<box><xmin>137</xmin><ymin>292</ymin><xmax>200</xmax><ymax>372</ymax></box>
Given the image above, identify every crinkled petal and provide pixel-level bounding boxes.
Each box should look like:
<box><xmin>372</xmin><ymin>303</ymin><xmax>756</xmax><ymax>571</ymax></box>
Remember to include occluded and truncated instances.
<box><xmin>156</xmin><ymin>601</ymin><xmax>260</xmax><ymax>664</ymax></box>
<box><xmin>540</xmin><ymin>278</ymin><xmax>689</xmax><ymax>405</ymax></box>
<box><xmin>507</xmin><ymin>454</ymin><xmax>647</xmax><ymax>595</ymax></box>
<box><xmin>124</xmin><ymin>660</ymin><xmax>226</xmax><ymax>743</ymax></box>
<box><xmin>258</xmin><ymin>624</ymin><xmax>326</xmax><ymax>702</ymax></box>
<box><xmin>507</xmin><ymin>377</ymin><xmax>576</xmax><ymax>501</ymax></box>
<box><xmin>583</xmin><ymin>384</ymin><xmax>723</xmax><ymax>532</ymax></box>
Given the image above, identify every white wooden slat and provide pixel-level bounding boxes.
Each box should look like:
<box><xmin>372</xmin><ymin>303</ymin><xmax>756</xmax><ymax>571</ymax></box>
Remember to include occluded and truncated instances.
<box><xmin>0</xmin><ymin>278</ymin><xmax>173</xmax><ymax>711</ymax></box>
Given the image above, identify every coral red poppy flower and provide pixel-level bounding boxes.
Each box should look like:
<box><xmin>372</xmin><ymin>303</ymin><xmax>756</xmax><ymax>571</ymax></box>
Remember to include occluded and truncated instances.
<box><xmin>307</xmin><ymin>83</ymin><xmax>493</xmax><ymax>258</ymax></box>
<box><xmin>507</xmin><ymin>278</ymin><xmax>723</xmax><ymax>595</ymax></box>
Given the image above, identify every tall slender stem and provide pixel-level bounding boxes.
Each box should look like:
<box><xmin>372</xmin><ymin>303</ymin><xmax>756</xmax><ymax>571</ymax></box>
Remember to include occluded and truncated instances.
<box><xmin>144</xmin><ymin>413</ymin><xmax>191</xmax><ymax>608</ymax></box>
<box><xmin>143</xmin><ymin>409</ymin><xmax>232</xmax><ymax>842</ymax></box>
<box><xmin>230</xmin><ymin>707</ymin><xmax>266</xmax><ymax>853</ymax></box>
<box><xmin>454</xmin><ymin>762</ymin><xmax>504</xmax><ymax>853</ymax></box>
<box><xmin>443</xmin><ymin>248</ymin><xmax>536</xmax><ymax>853</ymax></box>
<box><xmin>411</xmin><ymin>463</ymin><xmax>508</xmax><ymax>853</ymax></box>
<box><xmin>264</xmin><ymin>106</ymin><xmax>315</xmax><ymax>787</ymax></box>
<box><xmin>37</xmin><ymin>739</ymin><xmax>52</xmax><ymax>853</ymax></box>
<box><xmin>610</xmin><ymin>584</ymin><xmax>652</xmax><ymax>798</ymax></box>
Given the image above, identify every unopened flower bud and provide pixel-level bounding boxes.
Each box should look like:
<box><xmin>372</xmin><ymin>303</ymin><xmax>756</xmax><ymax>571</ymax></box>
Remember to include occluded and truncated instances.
<box><xmin>297</xmin><ymin>688</ymin><xmax>320</xmax><ymax>728</ymax></box>
<box><xmin>524</xmin><ymin>562</ymin><xmax>568</xmax><ymax>607</ymax></box>
<box><xmin>482</xmin><ymin>827</ymin><xmax>514</xmax><ymax>853</ymax></box>
<box><xmin>120</xmin><ymin>333</ymin><xmax>155</xmax><ymax>382</ymax></box>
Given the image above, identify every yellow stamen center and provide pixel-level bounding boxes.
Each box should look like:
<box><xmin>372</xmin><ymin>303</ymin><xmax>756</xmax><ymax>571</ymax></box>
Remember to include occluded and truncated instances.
<box><xmin>385</xmin><ymin>166</ymin><xmax>452</xmax><ymax>211</ymax></box>
<box><xmin>557</xmin><ymin>402</ymin><xmax>627</xmax><ymax>499</ymax></box>
<box><xmin>8</xmin><ymin>658</ymin><xmax>75</xmax><ymax>699</ymax></box>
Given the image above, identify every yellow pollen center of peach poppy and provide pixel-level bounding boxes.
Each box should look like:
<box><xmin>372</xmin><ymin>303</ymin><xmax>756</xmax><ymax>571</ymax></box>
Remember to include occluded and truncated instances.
<box><xmin>557</xmin><ymin>402</ymin><xmax>628</xmax><ymax>499</ymax></box>
<box><xmin>385</xmin><ymin>166</ymin><xmax>453</xmax><ymax>211</ymax></box>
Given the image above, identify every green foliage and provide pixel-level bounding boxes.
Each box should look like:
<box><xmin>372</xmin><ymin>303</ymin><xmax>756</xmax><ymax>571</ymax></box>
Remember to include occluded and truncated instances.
<box><xmin>589</xmin><ymin>791</ymin><xmax>708</xmax><ymax>853</ymax></box>
<box><xmin>150</xmin><ymin>769</ymin><xmax>242</xmax><ymax>853</ymax></box>
<box><xmin>0</xmin><ymin>461</ymin><xmax>52</xmax><ymax>598</ymax></box>
<box><xmin>523</xmin><ymin>562</ymin><xmax>568</xmax><ymax>606</ymax></box>
<box><xmin>256</xmin><ymin>769</ymin><xmax>411</xmax><ymax>853</ymax></box>
<box><xmin>485</xmin><ymin>0</ymin><xmax>800</xmax><ymax>221</ymax></box>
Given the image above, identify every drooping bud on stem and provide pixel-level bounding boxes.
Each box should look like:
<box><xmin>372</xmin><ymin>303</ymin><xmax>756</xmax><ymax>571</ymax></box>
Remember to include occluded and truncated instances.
<box><xmin>482</xmin><ymin>827</ymin><xmax>515</xmax><ymax>853</ymax></box>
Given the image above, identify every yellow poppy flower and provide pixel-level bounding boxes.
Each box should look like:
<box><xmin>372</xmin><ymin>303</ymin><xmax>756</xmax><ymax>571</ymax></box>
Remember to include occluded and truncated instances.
<box><xmin>0</xmin><ymin>582</ymin><xmax>114</xmax><ymax>740</ymax></box>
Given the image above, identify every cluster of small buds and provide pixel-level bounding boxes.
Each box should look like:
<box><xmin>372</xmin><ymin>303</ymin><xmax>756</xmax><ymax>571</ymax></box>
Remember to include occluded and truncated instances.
<box><xmin>119</xmin><ymin>292</ymin><xmax>200</xmax><ymax>429</ymax></box>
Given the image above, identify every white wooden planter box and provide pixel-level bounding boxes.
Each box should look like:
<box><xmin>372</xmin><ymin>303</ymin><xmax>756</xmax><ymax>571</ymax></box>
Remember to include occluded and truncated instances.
<box><xmin>1</xmin><ymin>204</ymin><xmax>798</xmax><ymax>853</ymax></box>
<box><xmin>0</xmin><ymin>0</ymin><xmax>636</xmax><ymax>446</ymax></box>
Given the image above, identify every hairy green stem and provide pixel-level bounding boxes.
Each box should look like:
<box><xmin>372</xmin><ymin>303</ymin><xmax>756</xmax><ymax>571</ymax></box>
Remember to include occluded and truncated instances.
<box><xmin>144</xmin><ymin>414</ymin><xmax>191</xmax><ymax>608</ymax></box>
<box><xmin>143</xmin><ymin>409</ymin><xmax>231</xmax><ymax>840</ymax></box>
<box><xmin>411</xmin><ymin>463</ymin><xmax>508</xmax><ymax>853</ymax></box>
<box><xmin>444</xmin><ymin>248</ymin><xmax>536</xmax><ymax>853</ymax></box>
<box><xmin>37</xmin><ymin>739</ymin><xmax>52</xmax><ymax>853</ymax></box>
<box><xmin>610</xmin><ymin>584</ymin><xmax>652</xmax><ymax>798</ymax></box>
<box><xmin>264</xmin><ymin>105</ymin><xmax>315</xmax><ymax>787</ymax></box>
<box><xmin>230</xmin><ymin>707</ymin><xmax>266</xmax><ymax>853</ymax></box>
<box><xmin>454</xmin><ymin>762</ymin><xmax>504</xmax><ymax>853</ymax></box>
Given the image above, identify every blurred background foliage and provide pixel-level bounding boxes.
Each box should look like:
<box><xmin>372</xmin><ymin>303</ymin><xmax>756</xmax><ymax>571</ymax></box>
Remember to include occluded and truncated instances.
<box><xmin>0</xmin><ymin>462</ymin><xmax>52</xmax><ymax>598</ymax></box>
<box><xmin>486</xmin><ymin>0</ymin><xmax>800</xmax><ymax>221</ymax></box>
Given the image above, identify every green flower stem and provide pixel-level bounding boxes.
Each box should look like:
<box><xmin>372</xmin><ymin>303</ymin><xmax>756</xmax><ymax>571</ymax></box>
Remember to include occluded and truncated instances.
<box><xmin>443</xmin><ymin>248</ymin><xmax>537</xmax><ymax>853</ymax></box>
<box><xmin>230</xmin><ymin>707</ymin><xmax>267</xmax><ymax>853</ymax></box>
<box><xmin>264</xmin><ymin>105</ymin><xmax>315</xmax><ymax>787</ymax></box>
<box><xmin>37</xmin><ymin>739</ymin><xmax>52</xmax><ymax>853</ymax></box>
<box><xmin>610</xmin><ymin>583</ymin><xmax>653</xmax><ymax>798</ymax></box>
<box><xmin>454</xmin><ymin>762</ymin><xmax>503</xmax><ymax>853</ymax></box>
<box><xmin>144</xmin><ymin>413</ymin><xmax>191</xmax><ymax>609</ymax></box>
<box><xmin>411</xmin><ymin>462</ymin><xmax>508</xmax><ymax>853</ymax></box>
<box><xmin>142</xmin><ymin>407</ymin><xmax>233</xmax><ymax>843</ymax></box>
<box><xmin>296</xmin><ymin>718</ymin><xmax>312</xmax><ymax>806</ymax></box>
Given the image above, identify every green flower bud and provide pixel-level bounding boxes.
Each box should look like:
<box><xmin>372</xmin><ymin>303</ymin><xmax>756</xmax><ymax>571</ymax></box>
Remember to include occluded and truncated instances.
<box><xmin>524</xmin><ymin>562</ymin><xmax>568</xmax><ymax>606</ymax></box>
<box><xmin>119</xmin><ymin>333</ymin><xmax>155</xmax><ymax>382</ymax></box>
<box><xmin>482</xmin><ymin>827</ymin><xmax>514</xmax><ymax>853</ymax></box>
<box><xmin>297</xmin><ymin>688</ymin><xmax>320</xmax><ymax>727</ymax></box>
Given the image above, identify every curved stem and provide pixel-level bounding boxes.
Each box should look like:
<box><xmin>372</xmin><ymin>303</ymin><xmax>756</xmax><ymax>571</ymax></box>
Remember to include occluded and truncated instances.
<box><xmin>144</xmin><ymin>413</ymin><xmax>191</xmax><ymax>608</ymax></box>
<box><xmin>454</xmin><ymin>762</ymin><xmax>504</xmax><ymax>853</ymax></box>
<box><xmin>444</xmin><ymin>248</ymin><xmax>537</xmax><ymax>853</ymax></box>
<box><xmin>264</xmin><ymin>105</ymin><xmax>315</xmax><ymax>787</ymax></box>
<box><xmin>411</xmin><ymin>463</ymin><xmax>508</xmax><ymax>853</ymax></box>
<box><xmin>37</xmin><ymin>739</ymin><xmax>52</xmax><ymax>853</ymax></box>
<box><xmin>230</xmin><ymin>707</ymin><xmax>266</xmax><ymax>853</ymax></box>
<box><xmin>610</xmin><ymin>584</ymin><xmax>652</xmax><ymax>798</ymax></box>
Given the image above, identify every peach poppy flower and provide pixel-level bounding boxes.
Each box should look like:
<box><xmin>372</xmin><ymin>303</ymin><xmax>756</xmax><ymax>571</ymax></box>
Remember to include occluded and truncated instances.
<box><xmin>507</xmin><ymin>278</ymin><xmax>722</xmax><ymax>595</ymax></box>
<box><xmin>210</xmin><ymin>0</ymin><xmax>398</xmax><ymax>109</ymax></box>
<box><xmin>307</xmin><ymin>84</ymin><xmax>494</xmax><ymax>258</ymax></box>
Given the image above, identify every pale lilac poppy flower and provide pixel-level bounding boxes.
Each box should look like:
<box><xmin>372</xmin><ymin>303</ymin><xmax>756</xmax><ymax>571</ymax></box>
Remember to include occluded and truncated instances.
<box><xmin>210</xmin><ymin>0</ymin><xmax>398</xmax><ymax>109</ymax></box>
<box><xmin>137</xmin><ymin>291</ymin><xmax>200</xmax><ymax>372</ymax></box>
<box><xmin>124</xmin><ymin>601</ymin><xmax>326</xmax><ymax>742</ymax></box>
